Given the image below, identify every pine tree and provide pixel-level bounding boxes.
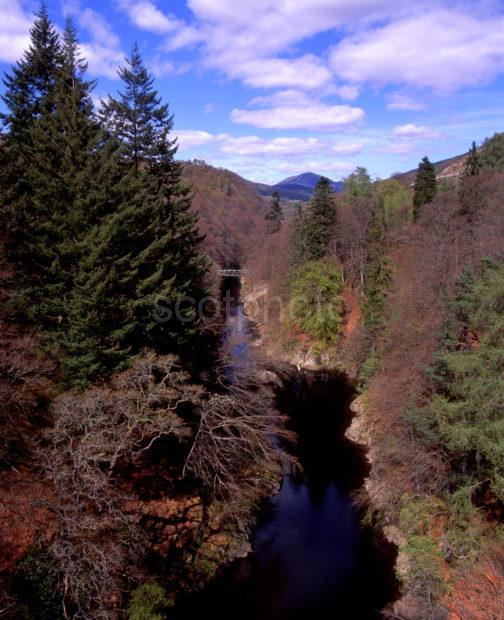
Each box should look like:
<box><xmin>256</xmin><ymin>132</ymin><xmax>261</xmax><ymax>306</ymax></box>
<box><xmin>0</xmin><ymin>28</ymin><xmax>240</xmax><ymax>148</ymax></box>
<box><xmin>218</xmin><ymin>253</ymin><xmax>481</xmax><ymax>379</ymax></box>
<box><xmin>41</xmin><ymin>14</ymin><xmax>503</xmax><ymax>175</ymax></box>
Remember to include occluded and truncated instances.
<box><xmin>65</xmin><ymin>45</ymin><xmax>209</xmax><ymax>381</ymax></box>
<box><xmin>100</xmin><ymin>43</ymin><xmax>176</xmax><ymax>175</ymax></box>
<box><xmin>1</xmin><ymin>2</ymin><xmax>62</xmax><ymax>241</ymax></box>
<box><xmin>458</xmin><ymin>141</ymin><xmax>482</xmax><ymax>222</ymax></box>
<box><xmin>412</xmin><ymin>156</ymin><xmax>437</xmax><ymax>221</ymax></box>
<box><xmin>306</xmin><ymin>177</ymin><xmax>337</xmax><ymax>260</ymax></box>
<box><xmin>363</xmin><ymin>196</ymin><xmax>393</xmax><ymax>330</ymax></box>
<box><xmin>265</xmin><ymin>191</ymin><xmax>283</xmax><ymax>234</ymax></box>
<box><xmin>10</xmin><ymin>20</ymin><xmax>129</xmax><ymax>328</ymax></box>
<box><xmin>1</xmin><ymin>2</ymin><xmax>61</xmax><ymax>141</ymax></box>
<box><xmin>289</xmin><ymin>202</ymin><xmax>308</xmax><ymax>268</ymax></box>
<box><xmin>462</xmin><ymin>141</ymin><xmax>480</xmax><ymax>177</ymax></box>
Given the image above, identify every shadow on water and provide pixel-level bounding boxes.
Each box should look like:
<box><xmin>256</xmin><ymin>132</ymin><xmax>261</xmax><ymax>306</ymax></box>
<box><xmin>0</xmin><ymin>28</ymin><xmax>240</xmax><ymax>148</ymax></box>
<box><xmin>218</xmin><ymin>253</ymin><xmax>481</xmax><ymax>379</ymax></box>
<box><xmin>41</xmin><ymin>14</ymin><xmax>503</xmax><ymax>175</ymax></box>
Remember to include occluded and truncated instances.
<box><xmin>172</xmin><ymin>278</ymin><xmax>399</xmax><ymax>620</ymax></box>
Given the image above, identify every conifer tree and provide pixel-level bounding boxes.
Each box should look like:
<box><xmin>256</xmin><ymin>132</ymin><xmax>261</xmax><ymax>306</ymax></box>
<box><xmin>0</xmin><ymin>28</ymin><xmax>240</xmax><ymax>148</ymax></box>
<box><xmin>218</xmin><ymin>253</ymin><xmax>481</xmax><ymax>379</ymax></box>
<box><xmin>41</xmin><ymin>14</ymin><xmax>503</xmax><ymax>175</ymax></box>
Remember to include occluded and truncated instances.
<box><xmin>363</xmin><ymin>196</ymin><xmax>392</xmax><ymax>330</ymax></box>
<box><xmin>1</xmin><ymin>2</ymin><xmax>62</xmax><ymax>237</ymax></box>
<box><xmin>10</xmin><ymin>20</ymin><xmax>130</xmax><ymax>328</ymax></box>
<box><xmin>458</xmin><ymin>141</ymin><xmax>482</xmax><ymax>222</ymax></box>
<box><xmin>100</xmin><ymin>42</ymin><xmax>176</xmax><ymax>175</ymax></box>
<box><xmin>1</xmin><ymin>2</ymin><xmax>61</xmax><ymax>141</ymax></box>
<box><xmin>462</xmin><ymin>141</ymin><xmax>480</xmax><ymax>177</ymax></box>
<box><xmin>66</xmin><ymin>45</ymin><xmax>209</xmax><ymax>381</ymax></box>
<box><xmin>265</xmin><ymin>191</ymin><xmax>283</xmax><ymax>234</ymax></box>
<box><xmin>289</xmin><ymin>202</ymin><xmax>308</xmax><ymax>268</ymax></box>
<box><xmin>306</xmin><ymin>177</ymin><xmax>337</xmax><ymax>260</ymax></box>
<box><xmin>412</xmin><ymin>156</ymin><xmax>437</xmax><ymax>221</ymax></box>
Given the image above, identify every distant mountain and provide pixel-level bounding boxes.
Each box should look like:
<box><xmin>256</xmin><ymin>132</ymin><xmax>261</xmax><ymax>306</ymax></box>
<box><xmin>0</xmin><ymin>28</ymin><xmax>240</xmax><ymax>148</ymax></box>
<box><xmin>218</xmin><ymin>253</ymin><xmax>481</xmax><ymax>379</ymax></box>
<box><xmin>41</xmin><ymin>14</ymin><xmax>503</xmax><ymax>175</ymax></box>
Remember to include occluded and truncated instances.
<box><xmin>247</xmin><ymin>172</ymin><xmax>344</xmax><ymax>201</ymax></box>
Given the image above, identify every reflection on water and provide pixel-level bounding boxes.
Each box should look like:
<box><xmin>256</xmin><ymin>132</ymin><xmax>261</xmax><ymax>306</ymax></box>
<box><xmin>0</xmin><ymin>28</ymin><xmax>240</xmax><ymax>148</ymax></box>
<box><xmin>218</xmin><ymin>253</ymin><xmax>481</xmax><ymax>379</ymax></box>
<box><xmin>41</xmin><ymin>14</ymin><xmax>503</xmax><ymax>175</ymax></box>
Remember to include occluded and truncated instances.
<box><xmin>172</xmin><ymin>278</ymin><xmax>398</xmax><ymax>619</ymax></box>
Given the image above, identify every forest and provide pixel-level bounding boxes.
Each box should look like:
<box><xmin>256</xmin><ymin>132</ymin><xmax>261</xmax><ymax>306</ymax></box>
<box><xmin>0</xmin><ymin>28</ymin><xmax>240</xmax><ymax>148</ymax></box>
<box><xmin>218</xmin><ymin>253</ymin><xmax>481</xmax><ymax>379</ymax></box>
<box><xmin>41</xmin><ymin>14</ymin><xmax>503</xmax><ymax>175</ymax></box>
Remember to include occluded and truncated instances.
<box><xmin>1</xmin><ymin>4</ymin><xmax>504</xmax><ymax>620</ymax></box>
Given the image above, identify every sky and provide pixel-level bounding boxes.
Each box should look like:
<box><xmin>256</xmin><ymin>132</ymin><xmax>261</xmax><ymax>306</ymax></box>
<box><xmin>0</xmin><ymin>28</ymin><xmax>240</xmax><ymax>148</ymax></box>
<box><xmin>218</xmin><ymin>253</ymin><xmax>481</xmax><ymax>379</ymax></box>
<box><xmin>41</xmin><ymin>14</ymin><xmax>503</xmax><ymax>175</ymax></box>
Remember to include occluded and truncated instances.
<box><xmin>0</xmin><ymin>0</ymin><xmax>503</xmax><ymax>184</ymax></box>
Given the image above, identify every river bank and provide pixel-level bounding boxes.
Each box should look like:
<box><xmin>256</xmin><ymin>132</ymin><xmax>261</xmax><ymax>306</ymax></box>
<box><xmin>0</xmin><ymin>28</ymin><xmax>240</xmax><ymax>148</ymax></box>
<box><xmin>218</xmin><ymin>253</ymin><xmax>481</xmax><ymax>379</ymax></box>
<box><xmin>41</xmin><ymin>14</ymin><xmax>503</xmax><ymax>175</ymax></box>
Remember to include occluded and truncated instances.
<box><xmin>170</xmin><ymin>277</ymin><xmax>399</xmax><ymax>618</ymax></box>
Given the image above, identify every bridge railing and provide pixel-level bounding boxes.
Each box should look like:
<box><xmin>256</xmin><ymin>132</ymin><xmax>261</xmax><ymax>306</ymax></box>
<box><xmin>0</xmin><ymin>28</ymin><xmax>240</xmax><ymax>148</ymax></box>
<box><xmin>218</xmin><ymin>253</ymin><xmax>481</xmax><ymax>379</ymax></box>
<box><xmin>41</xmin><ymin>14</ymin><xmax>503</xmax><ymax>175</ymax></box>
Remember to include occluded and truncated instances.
<box><xmin>218</xmin><ymin>269</ymin><xmax>248</xmax><ymax>277</ymax></box>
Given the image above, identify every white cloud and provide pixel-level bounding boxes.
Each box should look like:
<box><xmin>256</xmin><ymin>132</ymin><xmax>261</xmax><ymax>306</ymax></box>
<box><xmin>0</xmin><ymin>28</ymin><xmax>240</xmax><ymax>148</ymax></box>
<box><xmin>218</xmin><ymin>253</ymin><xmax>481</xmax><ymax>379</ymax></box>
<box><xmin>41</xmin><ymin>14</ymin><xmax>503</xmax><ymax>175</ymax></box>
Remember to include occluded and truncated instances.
<box><xmin>231</xmin><ymin>103</ymin><xmax>365</xmax><ymax>130</ymax></box>
<box><xmin>330</xmin><ymin>8</ymin><xmax>504</xmax><ymax>93</ymax></box>
<box><xmin>175</xmin><ymin>130</ymin><xmax>225</xmax><ymax>149</ymax></box>
<box><xmin>118</xmin><ymin>0</ymin><xmax>179</xmax><ymax>34</ymax></box>
<box><xmin>393</xmin><ymin>123</ymin><xmax>442</xmax><ymax>140</ymax></box>
<box><xmin>203</xmin><ymin>102</ymin><xmax>216</xmax><ymax>114</ymax></box>
<box><xmin>64</xmin><ymin>1</ymin><xmax>124</xmax><ymax>78</ymax></box>
<box><xmin>332</xmin><ymin>141</ymin><xmax>364</xmax><ymax>155</ymax></box>
<box><xmin>228</xmin><ymin>55</ymin><xmax>332</xmax><ymax>90</ymax></box>
<box><xmin>0</xmin><ymin>0</ymin><xmax>32</xmax><ymax>63</ymax></box>
<box><xmin>248</xmin><ymin>90</ymin><xmax>314</xmax><ymax>108</ymax></box>
<box><xmin>335</xmin><ymin>84</ymin><xmax>361</xmax><ymax>101</ymax></box>
<box><xmin>220</xmin><ymin>136</ymin><xmax>322</xmax><ymax>157</ymax></box>
<box><xmin>386</xmin><ymin>92</ymin><xmax>426</xmax><ymax>111</ymax></box>
<box><xmin>121</xmin><ymin>0</ymin><xmax>395</xmax><ymax>91</ymax></box>
<box><xmin>376</xmin><ymin>142</ymin><xmax>417</xmax><ymax>155</ymax></box>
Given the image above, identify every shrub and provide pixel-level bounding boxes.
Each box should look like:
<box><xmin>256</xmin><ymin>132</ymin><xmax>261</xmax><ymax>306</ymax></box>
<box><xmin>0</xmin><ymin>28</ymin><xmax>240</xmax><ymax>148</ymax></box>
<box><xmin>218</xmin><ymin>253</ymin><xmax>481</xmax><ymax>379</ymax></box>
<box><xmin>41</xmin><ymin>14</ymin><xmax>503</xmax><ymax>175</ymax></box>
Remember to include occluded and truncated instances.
<box><xmin>13</xmin><ymin>548</ymin><xmax>63</xmax><ymax>620</ymax></box>
<box><xmin>289</xmin><ymin>258</ymin><xmax>343</xmax><ymax>343</ymax></box>
<box><xmin>127</xmin><ymin>583</ymin><xmax>172</xmax><ymax>620</ymax></box>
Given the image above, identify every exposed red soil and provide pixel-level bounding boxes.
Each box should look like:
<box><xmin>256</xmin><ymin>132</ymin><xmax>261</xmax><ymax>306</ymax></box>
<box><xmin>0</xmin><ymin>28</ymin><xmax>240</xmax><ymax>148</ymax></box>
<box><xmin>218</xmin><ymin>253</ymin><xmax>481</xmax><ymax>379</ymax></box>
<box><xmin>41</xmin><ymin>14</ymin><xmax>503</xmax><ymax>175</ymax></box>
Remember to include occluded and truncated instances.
<box><xmin>0</xmin><ymin>468</ymin><xmax>55</xmax><ymax>571</ymax></box>
<box><xmin>342</xmin><ymin>287</ymin><xmax>361</xmax><ymax>337</ymax></box>
<box><xmin>446</xmin><ymin>548</ymin><xmax>504</xmax><ymax>620</ymax></box>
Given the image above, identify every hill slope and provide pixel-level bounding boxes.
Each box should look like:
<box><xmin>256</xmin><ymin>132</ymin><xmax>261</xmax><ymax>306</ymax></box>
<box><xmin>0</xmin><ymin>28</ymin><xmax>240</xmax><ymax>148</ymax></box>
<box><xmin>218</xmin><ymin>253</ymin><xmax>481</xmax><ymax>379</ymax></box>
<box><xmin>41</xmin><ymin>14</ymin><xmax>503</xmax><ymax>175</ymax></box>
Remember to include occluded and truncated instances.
<box><xmin>248</xmin><ymin>172</ymin><xmax>344</xmax><ymax>201</ymax></box>
<box><xmin>181</xmin><ymin>160</ymin><xmax>268</xmax><ymax>267</ymax></box>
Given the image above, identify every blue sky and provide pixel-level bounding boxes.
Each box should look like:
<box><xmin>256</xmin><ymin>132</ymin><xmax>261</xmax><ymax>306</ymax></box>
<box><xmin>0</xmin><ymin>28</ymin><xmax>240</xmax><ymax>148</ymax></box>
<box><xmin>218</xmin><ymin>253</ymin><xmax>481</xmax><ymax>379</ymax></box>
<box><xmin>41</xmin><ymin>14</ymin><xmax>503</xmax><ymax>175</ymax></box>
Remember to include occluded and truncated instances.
<box><xmin>1</xmin><ymin>0</ymin><xmax>503</xmax><ymax>183</ymax></box>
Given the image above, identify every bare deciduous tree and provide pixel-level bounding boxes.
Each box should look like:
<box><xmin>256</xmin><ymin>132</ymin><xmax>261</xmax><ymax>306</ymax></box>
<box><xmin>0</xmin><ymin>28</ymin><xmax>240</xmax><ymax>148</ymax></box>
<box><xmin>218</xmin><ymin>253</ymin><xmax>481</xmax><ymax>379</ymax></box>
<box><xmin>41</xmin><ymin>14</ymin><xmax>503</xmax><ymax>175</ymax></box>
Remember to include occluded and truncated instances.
<box><xmin>42</xmin><ymin>352</ymin><xmax>201</xmax><ymax>618</ymax></box>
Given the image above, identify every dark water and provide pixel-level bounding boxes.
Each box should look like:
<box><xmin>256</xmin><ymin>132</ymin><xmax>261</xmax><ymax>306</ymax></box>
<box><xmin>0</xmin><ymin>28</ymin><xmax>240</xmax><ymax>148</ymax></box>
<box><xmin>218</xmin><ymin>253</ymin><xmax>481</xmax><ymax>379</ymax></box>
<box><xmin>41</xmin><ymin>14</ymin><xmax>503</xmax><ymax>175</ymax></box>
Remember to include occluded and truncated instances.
<box><xmin>172</xmin><ymin>278</ymin><xmax>398</xmax><ymax>619</ymax></box>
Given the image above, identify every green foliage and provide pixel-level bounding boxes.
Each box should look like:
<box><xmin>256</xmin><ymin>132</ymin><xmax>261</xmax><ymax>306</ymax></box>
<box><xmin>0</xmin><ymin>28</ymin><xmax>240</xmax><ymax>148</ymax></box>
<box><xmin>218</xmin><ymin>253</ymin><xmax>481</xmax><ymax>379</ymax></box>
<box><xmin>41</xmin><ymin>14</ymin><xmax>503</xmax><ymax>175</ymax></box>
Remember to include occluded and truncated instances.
<box><xmin>100</xmin><ymin>43</ymin><xmax>176</xmax><ymax>174</ymax></box>
<box><xmin>404</xmin><ymin>534</ymin><xmax>448</xmax><ymax>603</ymax></box>
<box><xmin>1</xmin><ymin>3</ymin><xmax>61</xmax><ymax>142</ymax></box>
<box><xmin>290</xmin><ymin>258</ymin><xmax>343</xmax><ymax>343</ymax></box>
<box><xmin>402</xmin><ymin>403</ymin><xmax>441</xmax><ymax>446</ymax></box>
<box><xmin>127</xmin><ymin>583</ymin><xmax>172</xmax><ymax>620</ymax></box>
<box><xmin>264</xmin><ymin>190</ymin><xmax>283</xmax><ymax>234</ymax></box>
<box><xmin>306</xmin><ymin>176</ymin><xmax>338</xmax><ymax>261</ymax></box>
<box><xmin>363</xmin><ymin>196</ymin><xmax>394</xmax><ymax>331</ymax></box>
<box><xmin>357</xmin><ymin>348</ymin><xmax>378</xmax><ymax>390</ymax></box>
<box><xmin>13</xmin><ymin>548</ymin><xmax>63</xmax><ymax>620</ymax></box>
<box><xmin>343</xmin><ymin>166</ymin><xmax>372</xmax><ymax>201</ymax></box>
<box><xmin>8</xmin><ymin>20</ymin><xmax>114</xmax><ymax>329</ymax></box>
<box><xmin>462</xmin><ymin>141</ymin><xmax>480</xmax><ymax>177</ymax></box>
<box><xmin>289</xmin><ymin>202</ymin><xmax>309</xmax><ymax>267</ymax></box>
<box><xmin>458</xmin><ymin>141</ymin><xmax>484</xmax><ymax>221</ymax></box>
<box><xmin>413</xmin><ymin>156</ymin><xmax>437</xmax><ymax>221</ymax></box>
<box><xmin>374</xmin><ymin>178</ymin><xmax>411</xmax><ymax>225</ymax></box>
<box><xmin>412</xmin><ymin>260</ymin><xmax>504</xmax><ymax>510</ymax></box>
<box><xmin>479</xmin><ymin>131</ymin><xmax>504</xmax><ymax>173</ymax></box>
<box><xmin>62</xmin><ymin>45</ymin><xmax>208</xmax><ymax>382</ymax></box>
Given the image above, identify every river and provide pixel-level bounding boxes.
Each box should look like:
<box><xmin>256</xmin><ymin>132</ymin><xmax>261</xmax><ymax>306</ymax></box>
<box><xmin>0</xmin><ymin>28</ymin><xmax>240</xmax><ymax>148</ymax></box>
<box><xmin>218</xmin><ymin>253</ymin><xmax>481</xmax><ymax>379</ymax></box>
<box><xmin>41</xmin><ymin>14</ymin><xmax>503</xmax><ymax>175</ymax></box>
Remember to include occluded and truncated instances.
<box><xmin>172</xmin><ymin>277</ymin><xmax>398</xmax><ymax>619</ymax></box>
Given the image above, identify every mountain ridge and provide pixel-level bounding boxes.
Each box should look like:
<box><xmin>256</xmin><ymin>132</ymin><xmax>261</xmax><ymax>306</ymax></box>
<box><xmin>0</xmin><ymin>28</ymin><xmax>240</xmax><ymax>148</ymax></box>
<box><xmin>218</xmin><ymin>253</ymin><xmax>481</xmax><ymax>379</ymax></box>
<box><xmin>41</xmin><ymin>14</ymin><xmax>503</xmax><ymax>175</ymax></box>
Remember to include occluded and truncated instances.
<box><xmin>247</xmin><ymin>172</ymin><xmax>344</xmax><ymax>201</ymax></box>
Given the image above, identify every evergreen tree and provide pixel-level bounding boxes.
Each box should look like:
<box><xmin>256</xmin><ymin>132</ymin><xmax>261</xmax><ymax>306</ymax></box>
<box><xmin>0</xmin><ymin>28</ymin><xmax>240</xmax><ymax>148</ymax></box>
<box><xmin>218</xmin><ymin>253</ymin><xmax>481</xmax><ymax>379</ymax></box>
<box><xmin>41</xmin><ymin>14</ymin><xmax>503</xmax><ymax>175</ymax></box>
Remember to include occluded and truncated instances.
<box><xmin>479</xmin><ymin>131</ymin><xmax>504</xmax><ymax>173</ymax></box>
<box><xmin>100</xmin><ymin>43</ymin><xmax>176</xmax><ymax>175</ymax></box>
<box><xmin>265</xmin><ymin>191</ymin><xmax>283</xmax><ymax>234</ymax></box>
<box><xmin>458</xmin><ymin>141</ymin><xmax>482</xmax><ymax>222</ymax></box>
<box><xmin>412</xmin><ymin>156</ymin><xmax>437</xmax><ymax>221</ymax></box>
<box><xmin>289</xmin><ymin>202</ymin><xmax>308</xmax><ymax>268</ymax></box>
<box><xmin>462</xmin><ymin>141</ymin><xmax>480</xmax><ymax>177</ymax></box>
<box><xmin>66</xmin><ymin>45</ymin><xmax>209</xmax><ymax>381</ymax></box>
<box><xmin>343</xmin><ymin>166</ymin><xmax>372</xmax><ymax>202</ymax></box>
<box><xmin>0</xmin><ymin>2</ymin><xmax>62</xmax><ymax>239</ymax></box>
<box><xmin>1</xmin><ymin>2</ymin><xmax>61</xmax><ymax>141</ymax></box>
<box><xmin>363</xmin><ymin>196</ymin><xmax>393</xmax><ymax>330</ymax></box>
<box><xmin>306</xmin><ymin>177</ymin><xmax>337</xmax><ymax>260</ymax></box>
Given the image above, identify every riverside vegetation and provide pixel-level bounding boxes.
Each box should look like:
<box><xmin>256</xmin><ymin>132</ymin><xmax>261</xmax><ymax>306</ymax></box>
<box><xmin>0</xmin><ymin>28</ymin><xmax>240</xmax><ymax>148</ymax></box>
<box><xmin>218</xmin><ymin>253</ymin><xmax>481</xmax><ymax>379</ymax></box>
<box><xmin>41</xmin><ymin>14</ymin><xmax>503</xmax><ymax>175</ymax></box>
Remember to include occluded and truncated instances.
<box><xmin>1</xmin><ymin>4</ymin><xmax>504</xmax><ymax>620</ymax></box>
<box><xmin>246</xmin><ymin>128</ymin><xmax>504</xmax><ymax>616</ymax></box>
<box><xmin>0</xmin><ymin>7</ymin><xmax>289</xmax><ymax>618</ymax></box>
